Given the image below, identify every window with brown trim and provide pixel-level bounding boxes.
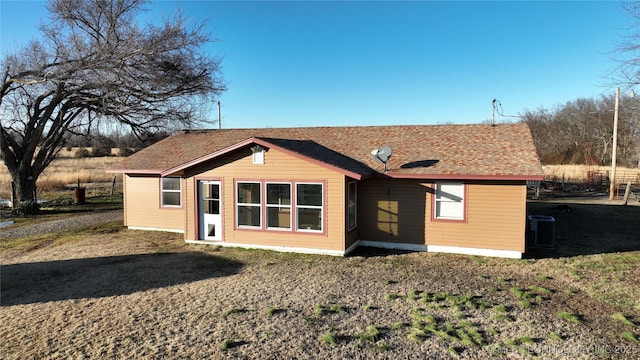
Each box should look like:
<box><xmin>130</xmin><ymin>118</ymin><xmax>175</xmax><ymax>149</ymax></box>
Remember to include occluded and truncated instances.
<box><xmin>434</xmin><ymin>182</ymin><xmax>465</xmax><ymax>220</ymax></box>
<box><xmin>234</xmin><ymin>181</ymin><xmax>324</xmax><ymax>233</ymax></box>
<box><xmin>161</xmin><ymin>177</ymin><xmax>182</xmax><ymax>207</ymax></box>
<box><xmin>237</xmin><ymin>182</ymin><xmax>261</xmax><ymax>228</ymax></box>
<box><xmin>296</xmin><ymin>183</ymin><xmax>323</xmax><ymax>232</ymax></box>
<box><xmin>266</xmin><ymin>182</ymin><xmax>291</xmax><ymax>230</ymax></box>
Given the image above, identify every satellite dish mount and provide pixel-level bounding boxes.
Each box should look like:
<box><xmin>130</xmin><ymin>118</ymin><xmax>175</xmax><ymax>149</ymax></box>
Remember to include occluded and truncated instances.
<box><xmin>371</xmin><ymin>146</ymin><xmax>393</xmax><ymax>173</ymax></box>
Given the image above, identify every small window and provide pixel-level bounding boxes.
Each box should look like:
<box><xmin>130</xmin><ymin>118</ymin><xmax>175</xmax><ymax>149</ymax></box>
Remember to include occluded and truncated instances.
<box><xmin>296</xmin><ymin>183</ymin><xmax>323</xmax><ymax>232</ymax></box>
<box><xmin>266</xmin><ymin>183</ymin><xmax>291</xmax><ymax>230</ymax></box>
<box><xmin>237</xmin><ymin>182</ymin><xmax>261</xmax><ymax>228</ymax></box>
<box><xmin>434</xmin><ymin>182</ymin><xmax>465</xmax><ymax>220</ymax></box>
<box><xmin>202</xmin><ymin>182</ymin><xmax>220</xmax><ymax>215</ymax></box>
<box><xmin>347</xmin><ymin>181</ymin><xmax>357</xmax><ymax>230</ymax></box>
<box><xmin>161</xmin><ymin>177</ymin><xmax>181</xmax><ymax>207</ymax></box>
<box><xmin>252</xmin><ymin>146</ymin><xmax>265</xmax><ymax>164</ymax></box>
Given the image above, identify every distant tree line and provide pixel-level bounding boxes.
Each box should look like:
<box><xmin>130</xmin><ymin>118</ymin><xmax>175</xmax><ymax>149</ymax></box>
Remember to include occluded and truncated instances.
<box><xmin>521</xmin><ymin>94</ymin><xmax>640</xmax><ymax>167</ymax></box>
<box><xmin>63</xmin><ymin>131</ymin><xmax>171</xmax><ymax>157</ymax></box>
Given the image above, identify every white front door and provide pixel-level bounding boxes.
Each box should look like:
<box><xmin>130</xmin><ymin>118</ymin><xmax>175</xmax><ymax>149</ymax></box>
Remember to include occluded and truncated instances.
<box><xmin>199</xmin><ymin>181</ymin><xmax>222</xmax><ymax>241</ymax></box>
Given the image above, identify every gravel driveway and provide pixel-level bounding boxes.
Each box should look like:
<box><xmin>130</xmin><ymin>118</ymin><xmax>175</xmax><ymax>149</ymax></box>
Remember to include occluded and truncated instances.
<box><xmin>0</xmin><ymin>210</ymin><xmax>123</xmax><ymax>239</ymax></box>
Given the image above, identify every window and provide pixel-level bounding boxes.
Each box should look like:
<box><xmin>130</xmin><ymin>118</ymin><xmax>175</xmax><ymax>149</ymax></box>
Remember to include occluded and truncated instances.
<box><xmin>296</xmin><ymin>183</ymin><xmax>323</xmax><ymax>232</ymax></box>
<box><xmin>347</xmin><ymin>181</ymin><xmax>357</xmax><ymax>230</ymax></box>
<box><xmin>202</xmin><ymin>182</ymin><xmax>220</xmax><ymax>215</ymax></box>
<box><xmin>266</xmin><ymin>183</ymin><xmax>291</xmax><ymax>230</ymax></box>
<box><xmin>234</xmin><ymin>181</ymin><xmax>324</xmax><ymax>233</ymax></box>
<box><xmin>237</xmin><ymin>182</ymin><xmax>261</xmax><ymax>227</ymax></box>
<box><xmin>434</xmin><ymin>182</ymin><xmax>465</xmax><ymax>220</ymax></box>
<box><xmin>161</xmin><ymin>177</ymin><xmax>181</xmax><ymax>207</ymax></box>
<box><xmin>251</xmin><ymin>145</ymin><xmax>265</xmax><ymax>164</ymax></box>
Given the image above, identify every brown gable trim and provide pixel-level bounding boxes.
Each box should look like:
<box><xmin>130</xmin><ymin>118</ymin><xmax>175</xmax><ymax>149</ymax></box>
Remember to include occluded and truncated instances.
<box><xmin>256</xmin><ymin>138</ymin><xmax>375</xmax><ymax>180</ymax></box>
<box><xmin>252</xmin><ymin>138</ymin><xmax>370</xmax><ymax>180</ymax></box>
<box><xmin>160</xmin><ymin>137</ymin><xmax>366</xmax><ymax>180</ymax></box>
<box><xmin>383</xmin><ymin>173</ymin><xmax>545</xmax><ymax>181</ymax></box>
<box><xmin>161</xmin><ymin>138</ymin><xmax>256</xmax><ymax>176</ymax></box>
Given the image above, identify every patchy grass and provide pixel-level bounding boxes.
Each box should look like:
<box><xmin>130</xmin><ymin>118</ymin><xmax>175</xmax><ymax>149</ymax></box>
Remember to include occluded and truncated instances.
<box><xmin>265</xmin><ymin>307</ymin><xmax>279</xmax><ymax>317</ymax></box>
<box><xmin>223</xmin><ymin>307</ymin><xmax>242</xmax><ymax>319</ymax></box>
<box><xmin>2</xmin><ymin>197</ymin><xmax>640</xmax><ymax>359</ymax></box>
<box><xmin>612</xmin><ymin>312</ymin><xmax>637</xmax><ymax>327</ymax></box>
<box><xmin>621</xmin><ymin>331</ymin><xmax>638</xmax><ymax>342</ymax></box>
<box><xmin>549</xmin><ymin>332</ymin><xmax>564</xmax><ymax>341</ymax></box>
<box><xmin>220</xmin><ymin>338</ymin><xmax>233</xmax><ymax>351</ymax></box>
<box><xmin>355</xmin><ymin>325</ymin><xmax>380</xmax><ymax>343</ymax></box>
<box><xmin>557</xmin><ymin>311</ymin><xmax>582</xmax><ymax>324</ymax></box>
<box><xmin>574</xmin><ymin>254</ymin><xmax>640</xmax><ymax>311</ymax></box>
<box><xmin>384</xmin><ymin>293</ymin><xmax>399</xmax><ymax>300</ymax></box>
<box><xmin>320</xmin><ymin>332</ymin><xmax>338</xmax><ymax>346</ymax></box>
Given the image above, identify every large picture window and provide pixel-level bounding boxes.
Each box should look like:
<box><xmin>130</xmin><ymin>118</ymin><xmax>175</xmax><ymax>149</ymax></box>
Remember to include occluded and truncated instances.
<box><xmin>161</xmin><ymin>177</ymin><xmax>182</xmax><ymax>207</ymax></box>
<box><xmin>234</xmin><ymin>181</ymin><xmax>324</xmax><ymax>233</ymax></box>
<box><xmin>434</xmin><ymin>182</ymin><xmax>465</xmax><ymax>220</ymax></box>
<box><xmin>347</xmin><ymin>181</ymin><xmax>357</xmax><ymax>230</ymax></box>
<box><xmin>237</xmin><ymin>182</ymin><xmax>261</xmax><ymax>228</ymax></box>
<box><xmin>296</xmin><ymin>183</ymin><xmax>323</xmax><ymax>232</ymax></box>
<box><xmin>266</xmin><ymin>183</ymin><xmax>291</xmax><ymax>230</ymax></box>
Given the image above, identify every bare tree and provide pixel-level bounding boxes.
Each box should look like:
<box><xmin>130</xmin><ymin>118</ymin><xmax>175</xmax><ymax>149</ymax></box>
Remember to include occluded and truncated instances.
<box><xmin>521</xmin><ymin>95</ymin><xmax>639</xmax><ymax>167</ymax></box>
<box><xmin>1</xmin><ymin>0</ymin><xmax>225</xmax><ymax>212</ymax></box>
<box><xmin>612</xmin><ymin>2</ymin><xmax>640</xmax><ymax>87</ymax></box>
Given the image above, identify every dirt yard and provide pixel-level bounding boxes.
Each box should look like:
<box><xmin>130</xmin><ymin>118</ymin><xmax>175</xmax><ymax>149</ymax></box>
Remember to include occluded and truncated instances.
<box><xmin>1</xmin><ymin>196</ymin><xmax>640</xmax><ymax>359</ymax></box>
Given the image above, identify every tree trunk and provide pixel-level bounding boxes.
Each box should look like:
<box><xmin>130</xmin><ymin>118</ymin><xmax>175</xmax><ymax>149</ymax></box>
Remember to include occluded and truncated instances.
<box><xmin>11</xmin><ymin>170</ymin><xmax>37</xmax><ymax>206</ymax></box>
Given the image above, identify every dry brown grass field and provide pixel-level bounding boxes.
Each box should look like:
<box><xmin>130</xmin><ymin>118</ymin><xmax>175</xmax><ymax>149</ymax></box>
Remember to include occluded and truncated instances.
<box><xmin>0</xmin><ymin>156</ymin><xmax>122</xmax><ymax>198</ymax></box>
<box><xmin>544</xmin><ymin>165</ymin><xmax>640</xmax><ymax>183</ymax></box>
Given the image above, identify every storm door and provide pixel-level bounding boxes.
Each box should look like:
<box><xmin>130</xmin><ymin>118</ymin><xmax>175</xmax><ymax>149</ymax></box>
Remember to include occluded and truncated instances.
<box><xmin>199</xmin><ymin>181</ymin><xmax>222</xmax><ymax>241</ymax></box>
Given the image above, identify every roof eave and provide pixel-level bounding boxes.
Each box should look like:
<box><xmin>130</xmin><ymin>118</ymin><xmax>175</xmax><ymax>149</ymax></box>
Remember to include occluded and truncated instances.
<box><xmin>383</xmin><ymin>173</ymin><xmax>545</xmax><ymax>181</ymax></box>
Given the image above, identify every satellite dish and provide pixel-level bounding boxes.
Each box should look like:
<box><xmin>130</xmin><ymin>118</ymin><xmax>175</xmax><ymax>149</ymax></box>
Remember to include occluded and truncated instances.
<box><xmin>371</xmin><ymin>146</ymin><xmax>392</xmax><ymax>172</ymax></box>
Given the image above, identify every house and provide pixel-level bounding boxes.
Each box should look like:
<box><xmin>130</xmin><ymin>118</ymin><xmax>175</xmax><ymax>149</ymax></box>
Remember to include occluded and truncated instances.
<box><xmin>106</xmin><ymin>123</ymin><xmax>544</xmax><ymax>258</ymax></box>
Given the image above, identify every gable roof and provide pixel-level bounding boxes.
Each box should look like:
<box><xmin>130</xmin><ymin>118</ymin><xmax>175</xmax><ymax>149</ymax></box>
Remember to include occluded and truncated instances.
<box><xmin>107</xmin><ymin>123</ymin><xmax>544</xmax><ymax>180</ymax></box>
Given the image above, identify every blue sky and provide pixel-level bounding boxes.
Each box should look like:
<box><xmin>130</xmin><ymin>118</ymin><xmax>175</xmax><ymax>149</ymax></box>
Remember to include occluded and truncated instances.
<box><xmin>0</xmin><ymin>1</ymin><xmax>635</xmax><ymax>128</ymax></box>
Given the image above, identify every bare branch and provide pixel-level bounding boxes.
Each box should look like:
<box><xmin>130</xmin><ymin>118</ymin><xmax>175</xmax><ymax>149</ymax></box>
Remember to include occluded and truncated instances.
<box><xmin>0</xmin><ymin>0</ymin><xmax>226</xmax><ymax>206</ymax></box>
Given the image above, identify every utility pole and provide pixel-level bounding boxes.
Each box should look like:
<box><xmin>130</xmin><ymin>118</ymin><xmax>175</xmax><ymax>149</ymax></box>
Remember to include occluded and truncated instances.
<box><xmin>610</xmin><ymin>87</ymin><xmax>620</xmax><ymax>200</ymax></box>
<box><xmin>491</xmin><ymin>99</ymin><xmax>496</xmax><ymax>126</ymax></box>
<box><xmin>217</xmin><ymin>100</ymin><xmax>221</xmax><ymax>129</ymax></box>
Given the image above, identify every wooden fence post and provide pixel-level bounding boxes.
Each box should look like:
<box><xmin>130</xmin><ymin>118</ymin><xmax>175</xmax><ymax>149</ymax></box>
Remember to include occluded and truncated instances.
<box><xmin>622</xmin><ymin>180</ymin><xmax>632</xmax><ymax>206</ymax></box>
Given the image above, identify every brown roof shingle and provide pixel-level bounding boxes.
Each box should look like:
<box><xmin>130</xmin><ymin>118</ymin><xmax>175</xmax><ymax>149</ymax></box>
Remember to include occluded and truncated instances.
<box><xmin>108</xmin><ymin>123</ymin><xmax>543</xmax><ymax>180</ymax></box>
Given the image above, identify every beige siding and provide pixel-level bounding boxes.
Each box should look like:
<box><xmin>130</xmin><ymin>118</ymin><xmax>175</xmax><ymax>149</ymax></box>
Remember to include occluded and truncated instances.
<box><xmin>427</xmin><ymin>183</ymin><xmax>526</xmax><ymax>252</ymax></box>
<box><xmin>358</xmin><ymin>179</ymin><xmax>429</xmax><ymax>245</ymax></box>
<box><xmin>358</xmin><ymin>179</ymin><xmax>527</xmax><ymax>252</ymax></box>
<box><xmin>123</xmin><ymin>174</ymin><xmax>185</xmax><ymax>231</ymax></box>
<box><xmin>183</xmin><ymin>147</ymin><xmax>347</xmax><ymax>251</ymax></box>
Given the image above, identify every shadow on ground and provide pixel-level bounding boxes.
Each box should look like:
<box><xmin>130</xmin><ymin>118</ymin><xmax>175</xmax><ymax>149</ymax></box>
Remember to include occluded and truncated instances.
<box><xmin>526</xmin><ymin>201</ymin><xmax>640</xmax><ymax>258</ymax></box>
<box><xmin>348</xmin><ymin>247</ymin><xmax>415</xmax><ymax>258</ymax></box>
<box><xmin>1</xmin><ymin>252</ymin><xmax>243</xmax><ymax>306</ymax></box>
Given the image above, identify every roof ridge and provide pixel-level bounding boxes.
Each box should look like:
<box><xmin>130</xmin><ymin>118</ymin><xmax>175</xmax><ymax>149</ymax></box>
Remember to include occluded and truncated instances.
<box><xmin>177</xmin><ymin>123</ymin><xmax>523</xmax><ymax>133</ymax></box>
